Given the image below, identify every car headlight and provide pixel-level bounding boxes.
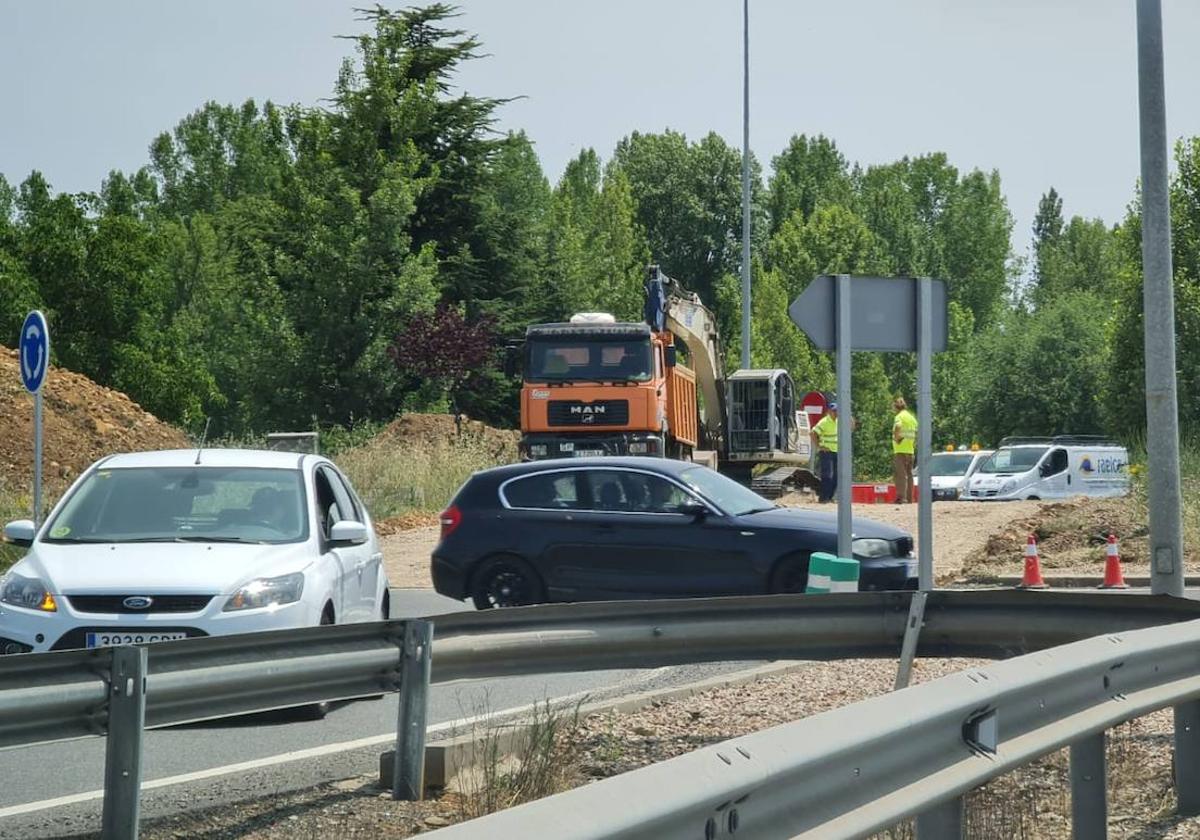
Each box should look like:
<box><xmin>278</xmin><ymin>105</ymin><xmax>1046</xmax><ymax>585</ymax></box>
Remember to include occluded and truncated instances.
<box><xmin>852</xmin><ymin>538</ymin><xmax>894</xmax><ymax>559</ymax></box>
<box><xmin>0</xmin><ymin>572</ymin><xmax>57</xmax><ymax>612</ymax></box>
<box><xmin>222</xmin><ymin>572</ymin><xmax>305</xmax><ymax>612</ymax></box>
<box><xmin>530</xmin><ymin>444</ymin><xmax>548</xmax><ymax>457</ymax></box>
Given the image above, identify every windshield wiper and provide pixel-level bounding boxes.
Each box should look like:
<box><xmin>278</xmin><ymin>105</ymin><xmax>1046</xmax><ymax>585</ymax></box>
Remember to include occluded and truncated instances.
<box><xmin>117</xmin><ymin>536</ymin><xmax>266</xmax><ymax>545</ymax></box>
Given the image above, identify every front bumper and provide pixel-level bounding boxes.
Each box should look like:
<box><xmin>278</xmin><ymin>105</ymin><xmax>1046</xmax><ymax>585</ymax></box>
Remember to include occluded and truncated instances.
<box><xmin>0</xmin><ymin>598</ymin><xmax>319</xmax><ymax>655</ymax></box>
<box><xmin>858</xmin><ymin>557</ymin><xmax>918</xmax><ymax>591</ymax></box>
<box><xmin>519</xmin><ymin>433</ymin><xmax>665</xmax><ymax>460</ymax></box>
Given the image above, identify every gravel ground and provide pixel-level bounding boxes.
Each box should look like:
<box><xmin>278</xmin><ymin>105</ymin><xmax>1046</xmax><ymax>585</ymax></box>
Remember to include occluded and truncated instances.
<box><xmin>106</xmin><ymin>656</ymin><xmax>1200</xmax><ymax>839</ymax></box>
<box><xmin>379</xmin><ymin>500</ymin><xmax>1046</xmax><ymax>591</ymax></box>
<box><xmin>381</xmin><ymin>526</ymin><xmax>440</xmax><ymax>589</ymax></box>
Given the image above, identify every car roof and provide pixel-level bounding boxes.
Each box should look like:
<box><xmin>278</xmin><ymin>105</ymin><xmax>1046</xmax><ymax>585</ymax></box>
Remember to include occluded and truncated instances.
<box><xmin>95</xmin><ymin>449</ymin><xmax>313</xmax><ymax>470</ymax></box>
<box><xmin>474</xmin><ymin>457</ymin><xmax>698</xmax><ymax>483</ymax></box>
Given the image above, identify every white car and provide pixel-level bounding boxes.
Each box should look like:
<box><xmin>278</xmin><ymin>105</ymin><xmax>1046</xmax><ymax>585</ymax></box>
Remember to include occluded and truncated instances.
<box><xmin>914</xmin><ymin>449</ymin><xmax>993</xmax><ymax>501</ymax></box>
<box><xmin>0</xmin><ymin>449</ymin><xmax>388</xmax><ymax>660</ymax></box>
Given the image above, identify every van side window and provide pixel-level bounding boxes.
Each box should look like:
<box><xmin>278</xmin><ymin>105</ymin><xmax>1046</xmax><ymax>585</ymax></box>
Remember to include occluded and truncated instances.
<box><xmin>1044</xmin><ymin>449</ymin><xmax>1068</xmax><ymax>476</ymax></box>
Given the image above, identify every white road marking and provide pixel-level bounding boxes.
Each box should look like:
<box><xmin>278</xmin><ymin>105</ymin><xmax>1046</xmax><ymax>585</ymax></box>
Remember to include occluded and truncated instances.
<box><xmin>0</xmin><ymin>667</ymin><xmax>670</xmax><ymax>820</ymax></box>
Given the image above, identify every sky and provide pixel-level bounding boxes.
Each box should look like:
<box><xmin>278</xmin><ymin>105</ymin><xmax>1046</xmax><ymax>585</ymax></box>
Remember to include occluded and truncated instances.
<box><xmin>3</xmin><ymin>0</ymin><xmax>1199</xmax><ymax>266</ymax></box>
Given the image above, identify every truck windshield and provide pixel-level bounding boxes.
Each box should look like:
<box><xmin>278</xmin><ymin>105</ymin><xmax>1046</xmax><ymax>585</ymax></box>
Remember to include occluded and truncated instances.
<box><xmin>977</xmin><ymin>447</ymin><xmax>1048</xmax><ymax>474</ymax></box>
<box><xmin>526</xmin><ymin>338</ymin><xmax>652</xmax><ymax>383</ymax></box>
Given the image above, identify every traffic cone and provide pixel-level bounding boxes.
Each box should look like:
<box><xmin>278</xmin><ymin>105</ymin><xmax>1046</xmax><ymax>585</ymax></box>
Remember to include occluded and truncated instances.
<box><xmin>1099</xmin><ymin>533</ymin><xmax>1129</xmax><ymax>589</ymax></box>
<box><xmin>1018</xmin><ymin>534</ymin><xmax>1049</xmax><ymax>589</ymax></box>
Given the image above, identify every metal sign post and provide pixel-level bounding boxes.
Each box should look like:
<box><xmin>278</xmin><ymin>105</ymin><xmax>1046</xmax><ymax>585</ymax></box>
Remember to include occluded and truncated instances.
<box><xmin>835</xmin><ymin>275</ymin><xmax>853</xmax><ymax>559</ymax></box>
<box><xmin>19</xmin><ymin>311</ymin><xmax>50</xmax><ymax>526</ymax></box>
<box><xmin>791</xmin><ymin>276</ymin><xmax>947</xmax><ymax>689</ymax></box>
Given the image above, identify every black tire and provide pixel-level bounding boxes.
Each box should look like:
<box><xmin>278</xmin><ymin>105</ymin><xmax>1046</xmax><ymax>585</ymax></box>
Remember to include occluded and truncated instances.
<box><xmin>470</xmin><ymin>555</ymin><xmax>545</xmax><ymax>610</ymax></box>
<box><xmin>293</xmin><ymin>606</ymin><xmax>336</xmax><ymax>720</ymax></box>
<box><xmin>768</xmin><ymin>553</ymin><xmax>811</xmax><ymax>594</ymax></box>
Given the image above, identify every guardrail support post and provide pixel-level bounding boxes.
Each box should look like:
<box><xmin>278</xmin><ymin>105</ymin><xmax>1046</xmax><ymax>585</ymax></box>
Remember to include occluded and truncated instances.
<box><xmin>1175</xmin><ymin>700</ymin><xmax>1200</xmax><ymax>814</ymax></box>
<box><xmin>916</xmin><ymin>796</ymin><xmax>963</xmax><ymax>839</ymax></box>
<box><xmin>393</xmin><ymin>619</ymin><xmax>433</xmax><ymax>801</ymax></box>
<box><xmin>894</xmin><ymin>591</ymin><xmax>927</xmax><ymax>689</ymax></box>
<box><xmin>1070</xmin><ymin>732</ymin><xmax>1107</xmax><ymax>838</ymax></box>
<box><xmin>101</xmin><ymin>645</ymin><xmax>147</xmax><ymax>840</ymax></box>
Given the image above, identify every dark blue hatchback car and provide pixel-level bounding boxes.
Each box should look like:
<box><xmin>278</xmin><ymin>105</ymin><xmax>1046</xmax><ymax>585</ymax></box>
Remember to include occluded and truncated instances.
<box><xmin>432</xmin><ymin>457</ymin><xmax>917</xmax><ymax>609</ymax></box>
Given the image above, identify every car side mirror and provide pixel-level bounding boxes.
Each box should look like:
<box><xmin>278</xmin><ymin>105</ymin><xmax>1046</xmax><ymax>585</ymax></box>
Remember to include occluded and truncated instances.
<box><xmin>678</xmin><ymin>501</ymin><xmax>709</xmax><ymax>519</ymax></box>
<box><xmin>3</xmin><ymin>520</ymin><xmax>36</xmax><ymax>547</ymax></box>
<box><xmin>329</xmin><ymin>520</ymin><xmax>369</xmax><ymax>546</ymax></box>
<box><xmin>665</xmin><ymin>346</ymin><xmax>677</xmax><ymax>368</ymax></box>
<box><xmin>1039</xmin><ymin>463</ymin><xmax>1051</xmax><ymax>477</ymax></box>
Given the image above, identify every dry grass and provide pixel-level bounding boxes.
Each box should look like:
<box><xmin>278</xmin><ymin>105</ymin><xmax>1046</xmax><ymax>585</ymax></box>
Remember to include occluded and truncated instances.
<box><xmin>337</xmin><ymin>435</ymin><xmax>513</xmax><ymax>521</ymax></box>
<box><xmin>450</xmin><ymin>697</ymin><xmax>585</xmax><ymax>821</ymax></box>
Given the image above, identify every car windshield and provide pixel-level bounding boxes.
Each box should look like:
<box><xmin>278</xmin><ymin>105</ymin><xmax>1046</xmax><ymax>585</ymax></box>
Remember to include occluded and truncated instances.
<box><xmin>43</xmin><ymin>466</ymin><xmax>308</xmax><ymax>544</ymax></box>
<box><xmin>923</xmin><ymin>453</ymin><xmax>976</xmax><ymax>477</ymax></box>
<box><xmin>977</xmin><ymin>447</ymin><xmax>1048</xmax><ymax>474</ymax></box>
<box><xmin>678</xmin><ymin>467</ymin><xmax>775</xmax><ymax>516</ymax></box>
<box><xmin>526</xmin><ymin>337</ymin><xmax>652</xmax><ymax>383</ymax></box>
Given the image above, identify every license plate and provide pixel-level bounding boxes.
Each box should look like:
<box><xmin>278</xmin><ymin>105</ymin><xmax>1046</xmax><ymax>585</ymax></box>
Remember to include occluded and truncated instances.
<box><xmin>574</xmin><ymin>450</ymin><xmax>605</xmax><ymax>457</ymax></box>
<box><xmin>85</xmin><ymin>631</ymin><xmax>188</xmax><ymax>648</ymax></box>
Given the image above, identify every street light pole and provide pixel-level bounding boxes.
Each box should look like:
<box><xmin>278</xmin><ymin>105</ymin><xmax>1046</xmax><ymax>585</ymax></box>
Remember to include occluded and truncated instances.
<box><xmin>740</xmin><ymin>0</ymin><xmax>752</xmax><ymax>369</ymax></box>
<box><xmin>1135</xmin><ymin>0</ymin><xmax>1184</xmax><ymax>598</ymax></box>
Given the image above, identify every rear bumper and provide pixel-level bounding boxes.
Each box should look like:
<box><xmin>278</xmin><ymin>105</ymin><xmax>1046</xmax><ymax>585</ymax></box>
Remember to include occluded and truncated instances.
<box><xmin>431</xmin><ymin>555</ymin><xmax>468</xmax><ymax>600</ymax></box>
<box><xmin>519</xmin><ymin>433</ymin><xmax>665</xmax><ymax>460</ymax></box>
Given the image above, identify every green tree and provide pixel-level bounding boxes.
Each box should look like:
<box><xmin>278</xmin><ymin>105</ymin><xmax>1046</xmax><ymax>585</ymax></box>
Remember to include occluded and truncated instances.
<box><xmin>766</xmin><ymin>134</ymin><xmax>854</xmax><ymax>235</ymax></box>
<box><xmin>965</xmin><ymin>291</ymin><xmax>1111</xmax><ymax>443</ymax></box>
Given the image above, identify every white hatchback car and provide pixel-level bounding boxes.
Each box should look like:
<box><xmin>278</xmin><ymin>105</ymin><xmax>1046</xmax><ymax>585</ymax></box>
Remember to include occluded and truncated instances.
<box><xmin>0</xmin><ymin>449</ymin><xmax>388</xmax><ymax>657</ymax></box>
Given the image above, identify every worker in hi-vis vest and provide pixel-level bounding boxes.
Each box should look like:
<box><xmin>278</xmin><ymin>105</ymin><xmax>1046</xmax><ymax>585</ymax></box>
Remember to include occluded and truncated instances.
<box><xmin>810</xmin><ymin>403</ymin><xmax>839</xmax><ymax>503</ymax></box>
<box><xmin>892</xmin><ymin>397</ymin><xmax>918</xmax><ymax>504</ymax></box>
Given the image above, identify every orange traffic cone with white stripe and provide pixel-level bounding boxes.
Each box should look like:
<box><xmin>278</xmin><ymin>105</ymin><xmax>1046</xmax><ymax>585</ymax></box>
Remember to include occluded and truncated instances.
<box><xmin>1018</xmin><ymin>534</ymin><xmax>1049</xmax><ymax>589</ymax></box>
<box><xmin>1099</xmin><ymin>533</ymin><xmax>1129</xmax><ymax>589</ymax></box>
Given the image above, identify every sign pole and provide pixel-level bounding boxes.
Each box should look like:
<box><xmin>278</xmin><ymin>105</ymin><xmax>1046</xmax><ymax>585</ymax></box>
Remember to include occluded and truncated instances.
<box><xmin>895</xmin><ymin>277</ymin><xmax>936</xmax><ymax>690</ymax></box>
<box><xmin>835</xmin><ymin>274</ymin><xmax>852</xmax><ymax>559</ymax></box>
<box><xmin>19</xmin><ymin>310</ymin><xmax>51</xmax><ymax>526</ymax></box>
<box><xmin>917</xmin><ymin>276</ymin><xmax>934</xmax><ymax>590</ymax></box>
<box><xmin>34</xmin><ymin>392</ymin><xmax>43</xmax><ymax>527</ymax></box>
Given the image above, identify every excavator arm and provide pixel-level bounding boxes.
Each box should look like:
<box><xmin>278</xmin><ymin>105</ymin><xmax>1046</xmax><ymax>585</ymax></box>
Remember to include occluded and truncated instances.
<box><xmin>645</xmin><ymin>266</ymin><xmax>727</xmax><ymax>448</ymax></box>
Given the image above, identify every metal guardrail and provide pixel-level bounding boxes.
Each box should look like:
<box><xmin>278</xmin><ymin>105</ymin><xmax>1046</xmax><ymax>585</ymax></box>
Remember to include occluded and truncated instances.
<box><xmin>425</xmin><ymin>612</ymin><xmax>1200</xmax><ymax>840</ymax></box>
<box><xmin>3</xmin><ymin>590</ymin><xmax>1200</xmax><ymax>838</ymax></box>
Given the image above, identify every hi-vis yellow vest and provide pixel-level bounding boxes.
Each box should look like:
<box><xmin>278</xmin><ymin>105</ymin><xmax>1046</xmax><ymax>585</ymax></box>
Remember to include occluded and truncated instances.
<box><xmin>893</xmin><ymin>409</ymin><xmax>917</xmax><ymax>455</ymax></box>
<box><xmin>814</xmin><ymin>414</ymin><xmax>838</xmax><ymax>452</ymax></box>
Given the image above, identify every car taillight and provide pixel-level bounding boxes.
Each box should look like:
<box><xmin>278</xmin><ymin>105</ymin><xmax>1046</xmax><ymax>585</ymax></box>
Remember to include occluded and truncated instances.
<box><xmin>440</xmin><ymin>505</ymin><xmax>462</xmax><ymax>538</ymax></box>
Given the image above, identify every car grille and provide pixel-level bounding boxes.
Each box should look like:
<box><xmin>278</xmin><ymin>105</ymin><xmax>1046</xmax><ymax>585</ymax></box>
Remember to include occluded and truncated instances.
<box><xmin>50</xmin><ymin>626</ymin><xmax>208</xmax><ymax>651</ymax></box>
<box><xmin>65</xmin><ymin>595</ymin><xmax>215</xmax><ymax>614</ymax></box>
<box><xmin>547</xmin><ymin>400</ymin><xmax>629</xmax><ymax>426</ymax></box>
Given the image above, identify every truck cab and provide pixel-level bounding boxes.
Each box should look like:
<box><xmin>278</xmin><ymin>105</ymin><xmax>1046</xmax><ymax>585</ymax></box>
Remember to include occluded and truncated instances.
<box><xmin>518</xmin><ymin>314</ymin><xmax>697</xmax><ymax>460</ymax></box>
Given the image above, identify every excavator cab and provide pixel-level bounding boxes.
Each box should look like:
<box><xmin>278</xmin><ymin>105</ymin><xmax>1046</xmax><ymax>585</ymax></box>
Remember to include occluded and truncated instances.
<box><xmin>726</xmin><ymin>370</ymin><xmax>798</xmax><ymax>455</ymax></box>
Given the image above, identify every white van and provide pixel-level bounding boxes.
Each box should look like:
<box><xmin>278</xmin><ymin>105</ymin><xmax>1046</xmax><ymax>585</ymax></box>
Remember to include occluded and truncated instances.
<box><xmin>962</xmin><ymin>436</ymin><xmax>1130</xmax><ymax>501</ymax></box>
<box><xmin>914</xmin><ymin>449</ymin><xmax>994</xmax><ymax>501</ymax></box>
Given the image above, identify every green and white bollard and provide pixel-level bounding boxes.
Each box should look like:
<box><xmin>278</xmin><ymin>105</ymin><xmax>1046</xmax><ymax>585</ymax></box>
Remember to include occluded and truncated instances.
<box><xmin>806</xmin><ymin>552</ymin><xmax>860</xmax><ymax>593</ymax></box>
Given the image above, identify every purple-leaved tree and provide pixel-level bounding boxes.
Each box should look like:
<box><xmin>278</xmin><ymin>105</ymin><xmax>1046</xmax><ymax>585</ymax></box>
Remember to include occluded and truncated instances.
<box><xmin>388</xmin><ymin>304</ymin><xmax>498</xmax><ymax>432</ymax></box>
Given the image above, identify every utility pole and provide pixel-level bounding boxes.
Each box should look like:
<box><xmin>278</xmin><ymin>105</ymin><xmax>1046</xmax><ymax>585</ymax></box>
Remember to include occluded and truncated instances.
<box><xmin>1136</xmin><ymin>0</ymin><xmax>1184</xmax><ymax>598</ymax></box>
<box><xmin>740</xmin><ymin>0</ymin><xmax>752</xmax><ymax>369</ymax></box>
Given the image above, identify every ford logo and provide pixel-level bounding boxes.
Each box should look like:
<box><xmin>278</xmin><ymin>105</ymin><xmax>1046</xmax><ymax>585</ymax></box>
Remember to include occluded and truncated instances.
<box><xmin>123</xmin><ymin>596</ymin><xmax>153</xmax><ymax>610</ymax></box>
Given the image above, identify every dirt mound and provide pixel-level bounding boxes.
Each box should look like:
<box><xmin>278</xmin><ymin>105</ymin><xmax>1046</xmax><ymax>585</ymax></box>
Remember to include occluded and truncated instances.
<box><xmin>0</xmin><ymin>348</ymin><xmax>189</xmax><ymax>495</ymax></box>
<box><xmin>961</xmin><ymin>495</ymin><xmax>1151</xmax><ymax>577</ymax></box>
<box><xmin>371</xmin><ymin>413</ymin><xmax>518</xmax><ymax>459</ymax></box>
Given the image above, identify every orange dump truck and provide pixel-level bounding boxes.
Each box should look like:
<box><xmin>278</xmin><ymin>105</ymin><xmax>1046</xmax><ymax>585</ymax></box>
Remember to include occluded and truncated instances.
<box><xmin>519</xmin><ymin>314</ymin><xmax>699</xmax><ymax>460</ymax></box>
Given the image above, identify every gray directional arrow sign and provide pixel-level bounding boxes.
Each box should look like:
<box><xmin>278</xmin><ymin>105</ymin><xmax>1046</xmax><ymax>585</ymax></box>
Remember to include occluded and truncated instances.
<box><xmin>789</xmin><ymin>275</ymin><xmax>947</xmax><ymax>352</ymax></box>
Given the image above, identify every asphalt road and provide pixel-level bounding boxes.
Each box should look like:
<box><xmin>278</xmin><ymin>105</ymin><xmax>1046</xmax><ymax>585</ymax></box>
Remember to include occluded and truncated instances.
<box><xmin>0</xmin><ymin>588</ymin><xmax>760</xmax><ymax>839</ymax></box>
